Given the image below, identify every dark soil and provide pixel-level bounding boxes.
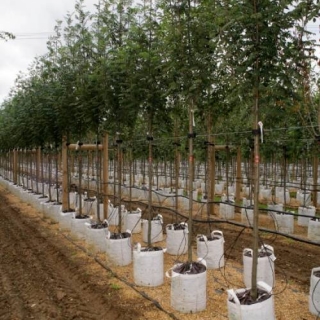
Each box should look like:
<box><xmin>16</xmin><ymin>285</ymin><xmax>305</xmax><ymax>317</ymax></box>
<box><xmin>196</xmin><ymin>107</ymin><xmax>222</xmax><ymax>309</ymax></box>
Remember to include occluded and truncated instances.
<box><xmin>243</xmin><ymin>250</ymin><xmax>273</xmax><ymax>258</ymax></box>
<box><xmin>0</xmin><ymin>189</ymin><xmax>165</xmax><ymax>320</ymax></box>
<box><xmin>109</xmin><ymin>232</ymin><xmax>131</xmax><ymax>239</ymax></box>
<box><xmin>141</xmin><ymin>246</ymin><xmax>163</xmax><ymax>252</ymax></box>
<box><xmin>173</xmin><ymin>262</ymin><xmax>206</xmax><ymax>275</ymax></box>
<box><xmin>198</xmin><ymin>235</ymin><xmax>220</xmax><ymax>241</ymax></box>
<box><xmin>231</xmin><ymin>288</ymin><xmax>272</xmax><ymax>305</ymax></box>
<box><xmin>90</xmin><ymin>222</ymin><xmax>109</xmax><ymax>229</ymax></box>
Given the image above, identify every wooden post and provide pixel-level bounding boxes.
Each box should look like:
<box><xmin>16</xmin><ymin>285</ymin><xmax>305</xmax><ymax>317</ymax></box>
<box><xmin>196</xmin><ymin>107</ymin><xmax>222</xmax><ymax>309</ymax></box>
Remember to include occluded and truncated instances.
<box><xmin>62</xmin><ymin>136</ymin><xmax>69</xmax><ymax>212</ymax></box>
<box><xmin>313</xmin><ymin>155</ymin><xmax>318</xmax><ymax>208</ymax></box>
<box><xmin>235</xmin><ymin>147</ymin><xmax>242</xmax><ymax>210</ymax></box>
<box><xmin>102</xmin><ymin>133</ymin><xmax>109</xmax><ymax>220</ymax></box>
<box><xmin>188</xmin><ymin>103</ymin><xmax>195</xmax><ymax>263</ymax></box>
<box><xmin>13</xmin><ymin>149</ymin><xmax>18</xmax><ymax>185</ymax></box>
<box><xmin>36</xmin><ymin>148</ymin><xmax>41</xmax><ymax>193</ymax></box>
<box><xmin>207</xmin><ymin>113</ymin><xmax>215</xmax><ymax>217</ymax></box>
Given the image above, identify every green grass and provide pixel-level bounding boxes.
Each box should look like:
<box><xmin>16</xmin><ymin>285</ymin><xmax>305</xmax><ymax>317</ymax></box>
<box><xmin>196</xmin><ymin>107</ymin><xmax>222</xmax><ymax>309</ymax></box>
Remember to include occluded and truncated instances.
<box><xmin>109</xmin><ymin>283</ymin><xmax>121</xmax><ymax>290</ymax></box>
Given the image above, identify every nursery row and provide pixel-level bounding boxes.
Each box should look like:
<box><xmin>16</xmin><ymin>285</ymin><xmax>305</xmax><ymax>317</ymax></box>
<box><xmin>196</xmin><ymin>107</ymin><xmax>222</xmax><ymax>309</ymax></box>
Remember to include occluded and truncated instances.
<box><xmin>0</xmin><ymin>176</ymin><xmax>319</xmax><ymax>319</ymax></box>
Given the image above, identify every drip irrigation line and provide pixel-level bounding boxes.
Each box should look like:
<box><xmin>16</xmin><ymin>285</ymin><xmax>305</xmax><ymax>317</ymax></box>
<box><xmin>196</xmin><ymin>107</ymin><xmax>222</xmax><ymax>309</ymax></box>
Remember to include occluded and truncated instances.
<box><xmin>144</xmin><ymin>201</ymin><xmax>320</xmax><ymax>247</ymax></box>
<box><xmin>61</xmin><ymin>233</ymin><xmax>180</xmax><ymax>320</ymax></box>
<box><xmin>98</xmin><ymin>123</ymin><xmax>319</xmax><ymax>147</ymax></box>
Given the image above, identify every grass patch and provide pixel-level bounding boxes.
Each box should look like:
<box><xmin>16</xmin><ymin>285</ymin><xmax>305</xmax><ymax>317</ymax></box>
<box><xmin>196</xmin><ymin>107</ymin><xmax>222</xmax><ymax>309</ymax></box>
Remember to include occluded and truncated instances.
<box><xmin>109</xmin><ymin>283</ymin><xmax>121</xmax><ymax>290</ymax></box>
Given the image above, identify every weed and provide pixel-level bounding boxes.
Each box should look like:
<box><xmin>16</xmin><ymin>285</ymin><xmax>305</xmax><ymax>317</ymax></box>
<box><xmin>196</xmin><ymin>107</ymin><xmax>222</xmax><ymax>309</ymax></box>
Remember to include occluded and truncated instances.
<box><xmin>109</xmin><ymin>283</ymin><xmax>121</xmax><ymax>290</ymax></box>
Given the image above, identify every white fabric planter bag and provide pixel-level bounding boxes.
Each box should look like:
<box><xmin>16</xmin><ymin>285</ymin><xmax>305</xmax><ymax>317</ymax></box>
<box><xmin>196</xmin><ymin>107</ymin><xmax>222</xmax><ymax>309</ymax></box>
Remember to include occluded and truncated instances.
<box><xmin>243</xmin><ymin>245</ymin><xmax>276</xmax><ymax>288</ymax></box>
<box><xmin>133</xmin><ymin>244</ymin><xmax>164</xmax><ymax>287</ymax></box>
<box><xmin>241</xmin><ymin>208</ymin><xmax>254</xmax><ymax>226</ymax></box>
<box><xmin>42</xmin><ymin>201</ymin><xmax>54</xmax><ymax>217</ymax></box>
<box><xmin>69</xmin><ymin>192</ymin><xmax>78</xmax><ymax>208</ymax></box>
<box><xmin>309</xmin><ymin>267</ymin><xmax>320</xmax><ymax>315</ymax></box>
<box><xmin>92</xmin><ymin>203</ymin><xmax>104</xmax><ymax>222</ymax></box>
<box><xmin>105</xmin><ymin>230</ymin><xmax>132</xmax><ymax>266</ymax></box>
<box><xmin>166</xmin><ymin>223</ymin><xmax>188</xmax><ymax>255</ymax></box>
<box><xmin>296</xmin><ymin>190</ymin><xmax>311</xmax><ymax>207</ymax></box>
<box><xmin>197</xmin><ymin>230</ymin><xmax>225</xmax><ymax>269</ymax></box>
<box><xmin>242</xmin><ymin>198</ymin><xmax>254</xmax><ymax>208</ymax></box>
<box><xmin>275</xmin><ymin>187</ymin><xmax>290</xmax><ymax>203</ymax></box>
<box><xmin>260</xmin><ymin>188</ymin><xmax>272</xmax><ymax>200</ymax></box>
<box><xmin>59</xmin><ymin>211</ymin><xmax>74</xmax><ymax>230</ymax></box>
<box><xmin>83</xmin><ymin>198</ymin><xmax>96</xmax><ymax>216</ymax></box>
<box><xmin>220</xmin><ymin>203</ymin><xmax>235</xmax><ymax>220</ymax></box>
<box><xmin>267</xmin><ymin>203</ymin><xmax>283</xmax><ymax>217</ymax></box>
<box><xmin>70</xmin><ymin>213</ymin><xmax>91</xmax><ymax>240</ymax></box>
<box><xmin>298</xmin><ymin>206</ymin><xmax>315</xmax><ymax>227</ymax></box>
<box><xmin>85</xmin><ymin>222</ymin><xmax>109</xmax><ymax>253</ymax></box>
<box><xmin>108</xmin><ymin>204</ymin><xmax>126</xmax><ymax>227</ymax></box>
<box><xmin>274</xmin><ymin>212</ymin><xmax>294</xmax><ymax>234</ymax></box>
<box><xmin>215</xmin><ymin>183</ymin><xmax>224</xmax><ymax>194</ymax></box>
<box><xmin>308</xmin><ymin>219</ymin><xmax>320</xmax><ymax>243</ymax></box>
<box><xmin>49</xmin><ymin>204</ymin><xmax>62</xmax><ymax>221</ymax></box>
<box><xmin>142</xmin><ymin>216</ymin><xmax>163</xmax><ymax>243</ymax></box>
<box><xmin>123</xmin><ymin>208</ymin><xmax>142</xmax><ymax>234</ymax></box>
<box><xmin>227</xmin><ymin>281</ymin><xmax>275</xmax><ymax>320</ymax></box>
<box><xmin>167</xmin><ymin>259</ymin><xmax>207</xmax><ymax>313</ymax></box>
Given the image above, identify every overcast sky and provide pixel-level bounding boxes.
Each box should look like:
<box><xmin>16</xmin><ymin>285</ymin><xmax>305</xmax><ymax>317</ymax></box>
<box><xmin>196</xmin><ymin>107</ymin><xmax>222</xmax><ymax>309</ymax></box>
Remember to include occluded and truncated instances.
<box><xmin>0</xmin><ymin>1</ymin><xmax>319</xmax><ymax>105</ymax></box>
<box><xmin>0</xmin><ymin>0</ymin><xmax>97</xmax><ymax>104</ymax></box>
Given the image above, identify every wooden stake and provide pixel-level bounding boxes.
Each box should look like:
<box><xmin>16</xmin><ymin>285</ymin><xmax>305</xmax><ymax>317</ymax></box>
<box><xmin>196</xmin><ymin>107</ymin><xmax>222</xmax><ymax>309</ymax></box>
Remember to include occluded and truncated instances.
<box><xmin>62</xmin><ymin>136</ymin><xmax>69</xmax><ymax>212</ymax></box>
<box><xmin>102</xmin><ymin>133</ymin><xmax>109</xmax><ymax>220</ymax></box>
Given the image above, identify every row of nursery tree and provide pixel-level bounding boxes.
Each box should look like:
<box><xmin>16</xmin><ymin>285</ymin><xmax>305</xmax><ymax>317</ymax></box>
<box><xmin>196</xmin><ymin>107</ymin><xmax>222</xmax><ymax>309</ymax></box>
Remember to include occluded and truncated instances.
<box><xmin>0</xmin><ymin>0</ymin><xmax>320</xmax><ymax>161</ymax></box>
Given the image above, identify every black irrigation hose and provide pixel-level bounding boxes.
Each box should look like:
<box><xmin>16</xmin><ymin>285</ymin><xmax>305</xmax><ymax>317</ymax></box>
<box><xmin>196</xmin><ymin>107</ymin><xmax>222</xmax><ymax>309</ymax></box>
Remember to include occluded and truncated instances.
<box><xmin>142</xmin><ymin>202</ymin><xmax>320</xmax><ymax>248</ymax></box>
<box><xmin>61</xmin><ymin>233</ymin><xmax>179</xmax><ymax>320</ymax></box>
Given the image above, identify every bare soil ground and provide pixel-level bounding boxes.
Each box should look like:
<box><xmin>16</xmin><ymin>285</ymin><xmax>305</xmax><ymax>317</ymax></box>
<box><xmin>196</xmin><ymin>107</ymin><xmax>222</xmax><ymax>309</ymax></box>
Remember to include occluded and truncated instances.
<box><xmin>0</xmin><ymin>187</ymin><xmax>168</xmax><ymax>320</ymax></box>
<box><xmin>0</xmin><ymin>184</ymin><xmax>319</xmax><ymax>320</ymax></box>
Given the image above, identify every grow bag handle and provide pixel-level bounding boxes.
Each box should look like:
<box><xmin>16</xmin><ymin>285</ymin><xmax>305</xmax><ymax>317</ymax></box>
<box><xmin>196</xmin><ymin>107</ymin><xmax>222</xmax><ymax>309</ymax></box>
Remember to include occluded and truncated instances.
<box><xmin>257</xmin><ymin>281</ymin><xmax>272</xmax><ymax>294</ymax></box>
<box><xmin>197</xmin><ymin>234</ymin><xmax>208</xmax><ymax>243</ymax></box>
<box><xmin>165</xmin><ymin>267</ymin><xmax>176</xmax><ymax>279</ymax></box>
<box><xmin>243</xmin><ymin>248</ymin><xmax>253</xmax><ymax>256</ymax></box>
<box><xmin>135</xmin><ymin>242</ymin><xmax>141</xmax><ymax>253</ymax></box>
<box><xmin>197</xmin><ymin>257</ymin><xmax>207</xmax><ymax>267</ymax></box>
<box><xmin>312</xmin><ymin>266</ymin><xmax>320</xmax><ymax>274</ymax></box>
<box><xmin>227</xmin><ymin>289</ymin><xmax>240</xmax><ymax>305</ymax></box>
<box><xmin>261</xmin><ymin>244</ymin><xmax>274</xmax><ymax>253</ymax></box>
<box><xmin>211</xmin><ymin>230</ymin><xmax>223</xmax><ymax>238</ymax></box>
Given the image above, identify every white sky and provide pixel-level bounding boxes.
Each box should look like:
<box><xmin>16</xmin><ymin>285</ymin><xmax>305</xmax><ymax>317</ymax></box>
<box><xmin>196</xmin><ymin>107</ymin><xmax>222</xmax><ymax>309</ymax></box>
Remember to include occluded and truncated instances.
<box><xmin>0</xmin><ymin>0</ymin><xmax>319</xmax><ymax>105</ymax></box>
<box><xmin>0</xmin><ymin>0</ymin><xmax>97</xmax><ymax>104</ymax></box>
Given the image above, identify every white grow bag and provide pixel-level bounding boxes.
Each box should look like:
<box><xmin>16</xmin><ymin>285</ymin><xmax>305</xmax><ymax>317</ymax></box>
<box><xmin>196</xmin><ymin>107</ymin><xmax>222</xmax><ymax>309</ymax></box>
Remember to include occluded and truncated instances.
<box><xmin>167</xmin><ymin>259</ymin><xmax>207</xmax><ymax>313</ymax></box>
<box><xmin>123</xmin><ymin>208</ymin><xmax>142</xmax><ymax>234</ymax></box>
<box><xmin>220</xmin><ymin>202</ymin><xmax>235</xmax><ymax>220</ymax></box>
<box><xmin>133</xmin><ymin>243</ymin><xmax>165</xmax><ymax>287</ymax></box>
<box><xmin>59</xmin><ymin>211</ymin><xmax>74</xmax><ymax>231</ymax></box>
<box><xmin>105</xmin><ymin>230</ymin><xmax>132</xmax><ymax>266</ymax></box>
<box><xmin>197</xmin><ymin>230</ymin><xmax>225</xmax><ymax>269</ymax></box>
<box><xmin>70</xmin><ymin>213</ymin><xmax>91</xmax><ymax>240</ymax></box>
<box><xmin>166</xmin><ymin>223</ymin><xmax>188</xmax><ymax>255</ymax></box>
<box><xmin>298</xmin><ymin>206</ymin><xmax>315</xmax><ymax>227</ymax></box>
<box><xmin>227</xmin><ymin>281</ymin><xmax>275</xmax><ymax>320</ymax></box>
<box><xmin>241</xmin><ymin>208</ymin><xmax>254</xmax><ymax>226</ymax></box>
<box><xmin>243</xmin><ymin>245</ymin><xmax>276</xmax><ymax>289</ymax></box>
<box><xmin>142</xmin><ymin>215</ymin><xmax>163</xmax><ymax>244</ymax></box>
<box><xmin>309</xmin><ymin>267</ymin><xmax>320</xmax><ymax>316</ymax></box>
<box><xmin>308</xmin><ymin>218</ymin><xmax>320</xmax><ymax>243</ymax></box>
<box><xmin>85</xmin><ymin>222</ymin><xmax>109</xmax><ymax>253</ymax></box>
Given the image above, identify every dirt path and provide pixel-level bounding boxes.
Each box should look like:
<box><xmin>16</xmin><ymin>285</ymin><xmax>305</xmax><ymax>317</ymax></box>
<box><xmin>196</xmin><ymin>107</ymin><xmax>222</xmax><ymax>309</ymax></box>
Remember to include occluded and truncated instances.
<box><xmin>0</xmin><ymin>188</ymin><xmax>167</xmax><ymax>320</ymax></box>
